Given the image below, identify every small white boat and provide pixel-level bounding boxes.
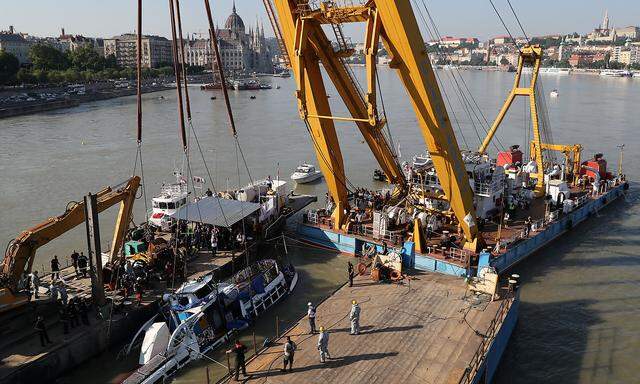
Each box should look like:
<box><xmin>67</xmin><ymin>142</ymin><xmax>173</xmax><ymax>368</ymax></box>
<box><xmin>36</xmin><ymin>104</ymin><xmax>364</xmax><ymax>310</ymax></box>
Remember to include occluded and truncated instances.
<box><xmin>550</xmin><ymin>89</ymin><xmax>559</xmax><ymax>98</ymax></box>
<box><xmin>600</xmin><ymin>70</ymin><xmax>632</xmax><ymax>78</ymax></box>
<box><xmin>290</xmin><ymin>163</ymin><xmax>323</xmax><ymax>184</ymax></box>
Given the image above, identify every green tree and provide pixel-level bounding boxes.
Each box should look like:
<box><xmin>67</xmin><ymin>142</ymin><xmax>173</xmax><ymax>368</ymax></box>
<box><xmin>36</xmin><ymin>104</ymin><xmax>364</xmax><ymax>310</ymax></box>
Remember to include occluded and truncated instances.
<box><xmin>16</xmin><ymin>68</ymin><xmax>36</xmax><ymax>84</ymax></box>
<box><xmin>68</xmin><ymin>45</ymin><xmax>105</xmax><ymax>71</ymax></box>
<box><xmin>0</xmin><ymin>50</ymin><xmax>20</xmax><ymax>84</ymax></box>
<box><xmin>29</xmin><ymin>44</ymin><xmax>69</xmax><ymax>70</ymax></box>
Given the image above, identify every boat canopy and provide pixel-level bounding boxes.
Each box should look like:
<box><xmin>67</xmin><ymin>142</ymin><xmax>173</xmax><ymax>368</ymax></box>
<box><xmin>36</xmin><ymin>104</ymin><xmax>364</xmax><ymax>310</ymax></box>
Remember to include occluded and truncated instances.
<box><xmin>168</xmin><ymin>196</ymin><xmax>260</xmax><ymax>228</ymax></box>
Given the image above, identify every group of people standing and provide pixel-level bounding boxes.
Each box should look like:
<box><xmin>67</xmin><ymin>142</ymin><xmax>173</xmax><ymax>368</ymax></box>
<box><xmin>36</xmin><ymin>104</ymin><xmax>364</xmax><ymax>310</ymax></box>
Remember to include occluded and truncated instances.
<box><xmin>226</xmin><ymin>300</ymin><xmax>363</xmax><ymax>381</ymax></box>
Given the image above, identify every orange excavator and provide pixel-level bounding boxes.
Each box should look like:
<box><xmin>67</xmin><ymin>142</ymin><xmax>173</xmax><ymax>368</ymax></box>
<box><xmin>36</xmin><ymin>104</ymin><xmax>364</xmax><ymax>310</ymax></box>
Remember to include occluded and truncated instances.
<box><xmin>0</xmin><ymin>176</ymin><xmax>140</xmax><ymax>313</ymax></box>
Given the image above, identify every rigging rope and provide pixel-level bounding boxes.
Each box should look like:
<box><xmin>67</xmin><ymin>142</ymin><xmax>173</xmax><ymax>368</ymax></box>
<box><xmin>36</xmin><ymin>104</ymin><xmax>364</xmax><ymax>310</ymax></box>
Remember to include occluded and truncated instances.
<box><xmin>487</xmin><ymin>0</ymin><xmax>522</xmax><ymax>53</ymax></box>
<box><xmin>506</xmin><ymin>0</ymin><xmax>530</xmax><ymax>44</ymax></box>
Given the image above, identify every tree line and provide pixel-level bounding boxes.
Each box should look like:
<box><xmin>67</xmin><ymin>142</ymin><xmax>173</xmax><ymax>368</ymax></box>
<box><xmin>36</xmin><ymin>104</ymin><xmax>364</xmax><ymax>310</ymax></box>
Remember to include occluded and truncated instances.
<box><xmin>0</xmin><ymin>44</ymin><xmax>205</xmax><ymax>86</ymax></box>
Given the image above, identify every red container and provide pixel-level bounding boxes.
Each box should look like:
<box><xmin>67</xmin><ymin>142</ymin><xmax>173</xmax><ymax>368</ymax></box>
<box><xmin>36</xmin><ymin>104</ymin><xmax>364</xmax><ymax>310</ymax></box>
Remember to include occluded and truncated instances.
<box><xmin>581</xmin><ymin>158</ymin><xmax>607</xmax><ymax>179</ymax></box>
<box><xmin>497</xmin><ymin>149</ymin><xmax>523</xmax><ymax>167</ymax></box>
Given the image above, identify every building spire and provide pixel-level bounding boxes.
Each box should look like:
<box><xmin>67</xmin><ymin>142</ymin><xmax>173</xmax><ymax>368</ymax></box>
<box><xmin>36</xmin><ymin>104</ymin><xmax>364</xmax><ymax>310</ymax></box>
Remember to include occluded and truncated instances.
<box><xmin>602</xmin><ymin>9</ymin><xmax>609</xmax><ymax>30</ymax></box>
<box><xmin>232</xmin><ymin>0</ymin><xmax>236</xmax><ymax>14</ymax></box>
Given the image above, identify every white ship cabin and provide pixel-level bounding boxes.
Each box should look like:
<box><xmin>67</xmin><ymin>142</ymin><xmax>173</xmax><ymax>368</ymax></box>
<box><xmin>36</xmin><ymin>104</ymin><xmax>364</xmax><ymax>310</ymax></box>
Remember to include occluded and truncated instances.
<box><xmin>150</xmin><ymin>183</ymin><xmax>189</xmax><ymax>230</ymax></box>
<box><xmin>466</xmin><ymin>159</ymin><xmax>506</xmax><ymax>220</ymax></box>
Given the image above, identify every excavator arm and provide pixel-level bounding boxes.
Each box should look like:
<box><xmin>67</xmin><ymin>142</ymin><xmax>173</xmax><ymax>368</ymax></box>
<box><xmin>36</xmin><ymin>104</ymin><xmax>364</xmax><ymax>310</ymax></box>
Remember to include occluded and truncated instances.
<box><xmin>0</xmin><ymin>176</ymin><xmax>140</xmax><ymax>311</ymax></box>
<box><xmin>272</xmin><ymin>0</ymin><xmax>479</xmax><ymax>247</ymax></box>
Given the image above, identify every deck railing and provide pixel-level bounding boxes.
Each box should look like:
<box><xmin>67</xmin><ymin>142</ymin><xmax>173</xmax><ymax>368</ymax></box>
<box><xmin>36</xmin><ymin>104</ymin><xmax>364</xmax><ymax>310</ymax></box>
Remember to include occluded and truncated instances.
<box><xmin>458</xmin><ymin>292</ymin><xmax>516</xmax><ymax>384</ymax></box>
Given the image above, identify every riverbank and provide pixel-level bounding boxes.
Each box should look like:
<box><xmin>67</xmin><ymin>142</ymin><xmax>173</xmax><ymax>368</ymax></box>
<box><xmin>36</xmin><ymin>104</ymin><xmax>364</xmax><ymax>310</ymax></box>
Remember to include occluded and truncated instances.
<box><xmin>0</xmin><ymin>84</ymin><xmax>172</xmax><ymax>119</ymax></box>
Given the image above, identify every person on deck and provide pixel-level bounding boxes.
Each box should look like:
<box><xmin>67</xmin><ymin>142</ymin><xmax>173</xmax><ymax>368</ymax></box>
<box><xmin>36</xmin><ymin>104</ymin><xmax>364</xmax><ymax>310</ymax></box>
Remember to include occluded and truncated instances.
<box><xmin>51</xmin><ymin>255</ymin><xmax>60</xmax><ymax>280</ymax></box>
<box><xmin>34</xmin><ymin>315</ymin><xmax>52</xmax><ymax>347</ymax></box>
<box><xmin>348</xmin><ymin>261</ymin><xmax>355</xmax><ymax>287</ymax></box>
<box><xmin>524</xmin><ymin>216</ymin><xmax>532</xmax><ymax>237</ymax></box>
<box><xmin>307</xmin><ymin>302</ymin><xmax>317</xmax><ymax>334</ymax></box>
<box><xmin>78</xmin><ymin>252</ymin><xmax>89</xmax><ymax>278</ymax></box>
<box><xmin>381</xmin><ymin>241</ymin><xmax>388</xmax><ymax>255</ymax></box>
<box><xmin>70</xmin><ymin>250</ymin><xmax>79</xmax><ymax>276</ymax></box>
<box><xmin>317</xmin><ymin>327</ymin><xmax>330</xmax><ymax>363</ymax></box>
<box><xmin>210</xmin><ymin>231</ymin><xmax>218</xmax><ymax>256</ymax></box>
<box><xmin>350</xmin><ymin>300</ymin><xmax>361</xmax><ymax>335</ymax></box>
<box><xmin>281</xmin><ymin>336</ymin><xmax>296</xmax><ymax>373</ymax></box>
<box><xmin>227</xmin><ymin>339</ymin><xmax>248</xmax><ymax>381</ymax></box>
<box><xmin>29</xmin><ymin>271</ymin><xmax>40</xmax><ymax>299</ymax></box>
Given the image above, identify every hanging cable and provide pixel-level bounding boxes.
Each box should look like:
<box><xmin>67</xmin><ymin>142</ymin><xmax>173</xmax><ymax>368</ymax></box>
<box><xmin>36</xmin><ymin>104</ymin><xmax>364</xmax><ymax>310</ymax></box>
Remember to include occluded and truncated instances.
<box><xmin>419</xmin><ymin>0</ymin><xmax>508</xmax><ymax>153</ymax></box>
<box><xmin>133</xmin><ymin>0</ymin><xmax>149</xmax><ymax>223</ymax></box>
<box><xmin>506</xmin><ymin>0</ymin><xmax>529</xmax><ymax>44</ymax></box>
<box><xmin>175</xmin><ymin>0</ymin><xmax>192</xmax><ymax>121</ymax></box>
<box><xmin>487</xmin><ymin>0</ymin><xmax>522</xmax><ymax>53</ymax></box>
<box><xmin>169</xmin><ymin>0</ymin><xmax>188</xmax><ymax>150</ymax></box>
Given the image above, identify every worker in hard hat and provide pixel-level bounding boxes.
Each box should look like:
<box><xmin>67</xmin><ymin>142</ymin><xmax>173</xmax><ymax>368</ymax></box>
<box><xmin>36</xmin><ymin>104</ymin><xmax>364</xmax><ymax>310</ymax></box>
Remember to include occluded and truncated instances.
<box><xmin>307</xmin><ymin>302</ymin><xmax>317</xmax><ymax>334</ymax></box>
<box><xmin>349</xmin><ymin>299</ymin><xmax>361</xmax><ymax>335</ymax></box>
<box><xmin>317</xmin><ymin>326</ymin><xmax>330</xmax><ymax>363</ymax></box>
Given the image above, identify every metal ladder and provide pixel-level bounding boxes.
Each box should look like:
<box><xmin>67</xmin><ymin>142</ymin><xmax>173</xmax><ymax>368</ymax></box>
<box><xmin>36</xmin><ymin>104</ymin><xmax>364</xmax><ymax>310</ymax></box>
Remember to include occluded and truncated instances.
<box><xmin>262</xmin><ymin>0</ymin><xmax>291</xmax><ymax>67</ymax></box>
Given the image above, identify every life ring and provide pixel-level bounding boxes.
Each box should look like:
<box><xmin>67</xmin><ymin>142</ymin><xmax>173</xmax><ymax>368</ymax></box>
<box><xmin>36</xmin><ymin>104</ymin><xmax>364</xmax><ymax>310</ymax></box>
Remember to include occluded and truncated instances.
<box><xmin>390</xmin><ymin>270</ymin><xmax>402</xmax><ymax>281</ymax></box>
<box><xmin>357</xmin><ymin>262</ymin><xmax>367</xmax><ymax>276</ymax></box>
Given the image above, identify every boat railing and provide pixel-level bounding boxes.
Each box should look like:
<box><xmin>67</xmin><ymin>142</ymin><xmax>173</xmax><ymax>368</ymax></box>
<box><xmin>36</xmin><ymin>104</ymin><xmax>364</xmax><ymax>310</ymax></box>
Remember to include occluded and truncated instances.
<box><xmin>349</xmin><ymin>223</ymin><xmax>404</xmax><ymax>245</ymax></box>
<box><xmin>458</xmin><ymin>291</ymin><xmax>516</xmax><ymax>384</ymax></box>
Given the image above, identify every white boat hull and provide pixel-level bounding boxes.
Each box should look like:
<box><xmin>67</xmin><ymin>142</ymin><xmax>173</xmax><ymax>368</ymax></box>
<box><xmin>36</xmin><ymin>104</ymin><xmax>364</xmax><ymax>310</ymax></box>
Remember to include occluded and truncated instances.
<box><xmin>291</xmin><ymin>171</ymin><xmax>322</xmax><ymax>184</ymax></box>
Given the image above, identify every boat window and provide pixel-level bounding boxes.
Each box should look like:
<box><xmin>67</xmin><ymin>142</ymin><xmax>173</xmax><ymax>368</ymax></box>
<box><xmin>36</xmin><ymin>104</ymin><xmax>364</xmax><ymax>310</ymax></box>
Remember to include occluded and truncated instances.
<box><xmin>159</xmin><ymin>202</ymin><xmax>168</xmax><ymax>209</ymax></box>
<box><xmin>194</xmin><ymin>284</ymin><xmax>213</xmax><ymax>299</ymax></box>
<box><xmin>181</xmin><ymin>198</ymin><xmax>186</xmax><ymax>206</ymax></box>
<box><xmin>152</xmin><ymin>201</ymin><xmax>159</xmax><ymax>208</ymax></box>
<box><xmin>167</xmin><ymin>202</ymin><xmax>176</xmax><ymax>209</ymax></box>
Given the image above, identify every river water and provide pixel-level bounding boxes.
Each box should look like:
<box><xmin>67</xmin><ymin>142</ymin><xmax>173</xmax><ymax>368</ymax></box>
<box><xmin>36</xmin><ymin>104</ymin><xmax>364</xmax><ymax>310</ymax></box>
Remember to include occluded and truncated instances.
<box><xmin>1</xmin><ymin>68</ymin><xmax>639</xmax><ymax>383</ymax></box>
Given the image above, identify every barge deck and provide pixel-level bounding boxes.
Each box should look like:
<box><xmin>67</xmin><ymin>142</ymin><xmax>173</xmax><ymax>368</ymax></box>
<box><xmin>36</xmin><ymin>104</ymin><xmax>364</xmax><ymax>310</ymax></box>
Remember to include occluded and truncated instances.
<box><xmin>221</xmin><ymin>272</ymin><xmax>518</xmax><ymax>384</ymax></box>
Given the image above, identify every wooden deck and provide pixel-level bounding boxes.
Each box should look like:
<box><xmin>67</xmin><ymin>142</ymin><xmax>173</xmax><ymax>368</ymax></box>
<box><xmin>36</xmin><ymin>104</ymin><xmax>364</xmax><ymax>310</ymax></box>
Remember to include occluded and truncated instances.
<box><xmin>225</xmin><ymin>272</ymin><xmax>505</xmax><ymax>384</ymax></box>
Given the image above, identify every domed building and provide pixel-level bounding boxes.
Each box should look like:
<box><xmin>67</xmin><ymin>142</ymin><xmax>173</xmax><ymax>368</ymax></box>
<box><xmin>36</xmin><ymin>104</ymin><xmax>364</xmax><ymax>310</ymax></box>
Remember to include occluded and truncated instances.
<box><xmin>185</xmin><ymin>2</ymin><xmax>273</xmax><ymax>74</ymax></box>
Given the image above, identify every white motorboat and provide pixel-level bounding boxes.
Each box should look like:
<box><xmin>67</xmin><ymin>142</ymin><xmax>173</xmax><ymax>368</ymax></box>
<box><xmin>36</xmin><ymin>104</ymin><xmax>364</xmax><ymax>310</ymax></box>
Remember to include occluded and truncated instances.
<box><xmin>550</xmin><ymin>89</ymin><xmax>559</xmax><ymax>98</ymax></box>
<box><xmin>290</xmin><ymin>163</ymin><xmax>323</xmax><ymax>184</ymax></box>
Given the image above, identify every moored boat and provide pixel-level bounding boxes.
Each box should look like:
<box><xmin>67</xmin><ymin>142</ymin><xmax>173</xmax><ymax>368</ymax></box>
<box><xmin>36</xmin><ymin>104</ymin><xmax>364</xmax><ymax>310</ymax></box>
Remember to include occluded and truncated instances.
<box><xmin>290</xmin><ymin>163</ymin><xmax>323</xmax><ymax>184</ymax></box>
<box><xmin>123</xmin><ymin>259</ymin><xmax>298</xmax><ymax>384</ymax></box>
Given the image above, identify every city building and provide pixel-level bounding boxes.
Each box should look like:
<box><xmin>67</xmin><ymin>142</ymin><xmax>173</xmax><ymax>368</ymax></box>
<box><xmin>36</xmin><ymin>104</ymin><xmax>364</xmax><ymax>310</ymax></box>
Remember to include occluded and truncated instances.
<box><xmin>58</xmin><ymin>28</ymin><xmax>104</xmax><ymax>55</ymax></box>
<box><xmin>104</xmin><ymin>34</ymin><xmax>172</xmax><ymax>68</ymax></box>
<box><xmin>587</xmin><ymin>10</ymin><xmax>617</xmax><ymax>43</ymax></box>
<box><xmin>184</xmin><ymin>3</ymin><xmax>273</xmax><ymax>73</ymax></box>
<box><xmin>611</xmin><ymin>45</ymin><xmax>640</xmax><ymax>65</ymax></box>
<box><xmin>438</xmin><ymin>37</ymin><xmax>479</xmax><ymax>47</ymax></box>
<box><xmin>491</xmin><ymin>36</ymin><xmax>514</xmax><ymax>45</ymax></box>
<box><xmin>568</xmin><ymin>52</ymin><xmax>607</xmax><ymax>67</ymax></box>
<box><xmin>616</xmin><ymin>26</ymin><xmax>640</xmax><ymax>40</ymax></box>
<box><xmin>0</xmin><ymin>26</ymin><xmax>32</xmax><ymax>64</ymax></box>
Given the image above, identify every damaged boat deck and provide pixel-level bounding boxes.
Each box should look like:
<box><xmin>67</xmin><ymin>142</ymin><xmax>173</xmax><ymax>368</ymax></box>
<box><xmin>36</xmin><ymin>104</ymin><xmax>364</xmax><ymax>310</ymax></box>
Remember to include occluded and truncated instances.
<box><xmin>225</xmin><ymin>272</ymin><xmax>515</xmax><ymax>384</ymax></box>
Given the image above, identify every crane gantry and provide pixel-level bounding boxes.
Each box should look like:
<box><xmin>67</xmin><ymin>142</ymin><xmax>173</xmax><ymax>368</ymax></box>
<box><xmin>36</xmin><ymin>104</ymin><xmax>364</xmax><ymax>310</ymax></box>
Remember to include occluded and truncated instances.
<box><xmin>268</xmin><ymin>0</ymin><xmax>481</xmax><ymax>250</ymax></box>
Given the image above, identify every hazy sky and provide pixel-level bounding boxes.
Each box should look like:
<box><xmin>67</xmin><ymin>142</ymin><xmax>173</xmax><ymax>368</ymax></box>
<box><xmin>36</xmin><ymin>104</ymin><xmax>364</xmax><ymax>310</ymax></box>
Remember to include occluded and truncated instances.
<box><xmin>2</xmin><ymin>0</ymin><xmax>637</xmax><ymax>41</ymax></box>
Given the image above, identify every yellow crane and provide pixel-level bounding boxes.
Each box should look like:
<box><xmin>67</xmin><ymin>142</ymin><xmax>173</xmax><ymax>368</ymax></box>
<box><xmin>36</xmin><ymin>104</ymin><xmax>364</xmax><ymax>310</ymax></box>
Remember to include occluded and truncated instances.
<box><xmin>268</xmin><ymin>0</ymin><xmax>480</xmax><ymax>251</ymax></box>
<box><xmin>530</xmin><ymin>141</ymin><xmax>582</xmax><ymax>185</ymax></box>
<box><xmin>478</xmin><ymin>44</ymin><xmax>546</xmax><ymax>196</ymax></box>
<box><xmin>0</xmin><ymin>176</ymin><xmax>140</xmax><ymax>313</ymax></box>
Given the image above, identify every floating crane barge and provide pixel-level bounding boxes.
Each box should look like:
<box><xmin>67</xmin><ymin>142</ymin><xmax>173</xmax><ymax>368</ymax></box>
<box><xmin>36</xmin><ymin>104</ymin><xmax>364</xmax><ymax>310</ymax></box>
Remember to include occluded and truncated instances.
<box><xmin>254</xmin><ymin>1</ymin><xmax>630</xmax><ymax>383</ymax></box>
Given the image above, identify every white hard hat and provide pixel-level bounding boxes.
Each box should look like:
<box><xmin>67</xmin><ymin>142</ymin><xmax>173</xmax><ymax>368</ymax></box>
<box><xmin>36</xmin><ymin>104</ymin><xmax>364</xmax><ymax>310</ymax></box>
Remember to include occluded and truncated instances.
<box><xmin>308</xmin><ymin>302</ymin><xmax>312</xmax><ymax>306</ymax></box>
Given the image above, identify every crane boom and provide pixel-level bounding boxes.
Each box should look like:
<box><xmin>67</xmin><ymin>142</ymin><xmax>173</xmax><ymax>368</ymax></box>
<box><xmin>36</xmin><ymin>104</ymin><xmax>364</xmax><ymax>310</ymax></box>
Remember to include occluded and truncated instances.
<box><xmin>272</xmin><ymin>0</ymin><xmax>479</xmax><ymax>248</ymax></box>
<box><xmin>0</xmin><ymin>176</ymin><xmax>140</xmax><ymax>312</ymax></box>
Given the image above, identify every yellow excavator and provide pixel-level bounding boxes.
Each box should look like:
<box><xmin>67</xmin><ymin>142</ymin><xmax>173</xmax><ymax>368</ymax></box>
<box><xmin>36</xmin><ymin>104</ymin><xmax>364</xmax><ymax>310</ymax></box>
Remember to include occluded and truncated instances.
<box><xmin>266</xmin><ymin>0</ymin><xmax>481</xmax><ymax>251</ymax></box>
<box><xmin>0</xmin><ymin>176</ymin><xmax>140</xmax><ymax>313</ymax></box>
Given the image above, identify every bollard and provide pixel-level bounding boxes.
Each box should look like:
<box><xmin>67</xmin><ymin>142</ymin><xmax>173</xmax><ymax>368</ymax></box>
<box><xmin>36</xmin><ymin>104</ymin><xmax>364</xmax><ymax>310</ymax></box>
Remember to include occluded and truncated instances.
<box><xmin>206</xmin><ymin>366</ymin><xmax>210</xmax><ymax>384</ymax></box>
<box><xmin>276</xmin><ymin>315</ymin><xmax>280</xmax><ymax>338</ymax></box>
